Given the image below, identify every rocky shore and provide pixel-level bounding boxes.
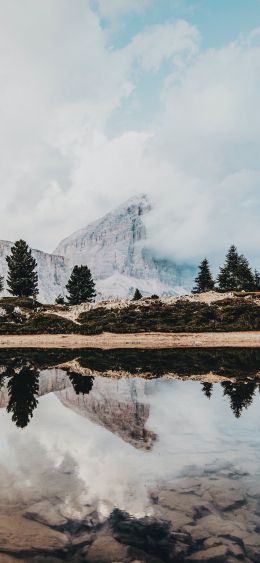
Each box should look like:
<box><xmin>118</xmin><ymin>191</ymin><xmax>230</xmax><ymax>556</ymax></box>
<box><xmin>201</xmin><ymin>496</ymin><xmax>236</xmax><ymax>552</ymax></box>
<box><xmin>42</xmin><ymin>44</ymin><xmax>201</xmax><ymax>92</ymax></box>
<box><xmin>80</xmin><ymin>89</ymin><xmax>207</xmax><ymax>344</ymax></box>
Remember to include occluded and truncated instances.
<box><xmin>0</xmin><ymin>465</ymin><xmax>259</xmax><ymax>562</ymax></box>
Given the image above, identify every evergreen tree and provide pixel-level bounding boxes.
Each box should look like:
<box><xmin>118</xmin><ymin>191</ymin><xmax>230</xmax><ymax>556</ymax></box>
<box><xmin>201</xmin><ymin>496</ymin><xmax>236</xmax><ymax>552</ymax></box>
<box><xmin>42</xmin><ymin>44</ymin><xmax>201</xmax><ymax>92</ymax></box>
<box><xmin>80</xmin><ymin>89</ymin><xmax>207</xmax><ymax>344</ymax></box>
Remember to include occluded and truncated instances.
<box><xmin>133</xmin><ymin>288</ymin><xmax>142</xmax><ymax>300</ymax></box>
<box><xmin>66</xmin><ymin>265</ymin><xmax>96</xmax><ymax>305</ymax></box>
<box><xmin>0</xmin><ymin>275</ymin><xmax>3</xmax><ymax>293</ymax></box>
<box><xmin>192</xmin><ymin>259</ymin><xmax>215</xmax><ymax>293</ymax></box>
<box><xmin>238</xmin><ymin>255</ymin><xmax>256</xmax><ymax>291</ymax></box>
<box><xmin>55</xmin><ymin>294</ymin><xmax>65</xmax><ymax>305</ymax></box>
<box><xmin>217</xmin><ymin>245</ymin><xmax>255</xmax><ymax>292</ymax></box>
<box><xmin>254</xmin><ymin>270</ymin><xmax>260</xmax><ymax>291</ymax></box>
<box><xmin>6</xmin><ymin>240</ymin><xmax>38</xmax><ymax>297</ymax></box>
<box><xmin>7</xmin><ymin>366</ymin><xmax>39</xmax><ymax>428</ymax></box>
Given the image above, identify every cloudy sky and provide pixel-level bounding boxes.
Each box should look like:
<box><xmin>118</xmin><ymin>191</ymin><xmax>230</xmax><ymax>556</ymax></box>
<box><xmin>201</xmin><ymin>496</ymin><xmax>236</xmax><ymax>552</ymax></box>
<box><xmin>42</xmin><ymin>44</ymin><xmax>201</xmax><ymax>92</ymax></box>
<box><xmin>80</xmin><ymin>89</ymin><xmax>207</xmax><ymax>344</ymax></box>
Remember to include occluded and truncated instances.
<box><xmin>0</xmin><ymin>0</ymin><xmax>260</xmax><ymax>266</ymax></box>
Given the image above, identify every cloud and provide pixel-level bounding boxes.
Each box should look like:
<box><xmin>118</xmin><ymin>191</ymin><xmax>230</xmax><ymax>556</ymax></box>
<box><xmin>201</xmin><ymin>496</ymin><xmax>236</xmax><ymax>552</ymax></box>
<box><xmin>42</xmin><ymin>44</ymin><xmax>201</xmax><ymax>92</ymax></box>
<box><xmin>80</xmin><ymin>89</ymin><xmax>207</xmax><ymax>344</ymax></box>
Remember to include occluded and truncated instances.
<box><xmin>0</xmin><ymin>1</ymin><xmax>259</xmax><ymax>267</ymax></box>
<box><xmin>123</xmin><ymin>20</ymin><xmax>200</xmax><ymax>72</ymax></box>
<box><xmin>0</xmin><ymin>2</ymin><xmax>198</xmax><ymax>252</ymax></box>
<box><xmin>145</xmin><ymin>37</ymin><xmax>260</xmax><ymax>265</ymax></box>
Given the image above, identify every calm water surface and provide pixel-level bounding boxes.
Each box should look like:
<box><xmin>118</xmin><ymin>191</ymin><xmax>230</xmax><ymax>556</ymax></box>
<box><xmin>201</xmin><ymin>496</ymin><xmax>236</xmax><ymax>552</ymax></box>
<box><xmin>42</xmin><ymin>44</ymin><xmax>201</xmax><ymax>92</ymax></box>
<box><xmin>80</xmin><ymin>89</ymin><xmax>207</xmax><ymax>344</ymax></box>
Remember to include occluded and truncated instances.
<box><xmin>0</xmin><ymin>348</ymin><xmax>259</xmax><ymax>562</ymax></box>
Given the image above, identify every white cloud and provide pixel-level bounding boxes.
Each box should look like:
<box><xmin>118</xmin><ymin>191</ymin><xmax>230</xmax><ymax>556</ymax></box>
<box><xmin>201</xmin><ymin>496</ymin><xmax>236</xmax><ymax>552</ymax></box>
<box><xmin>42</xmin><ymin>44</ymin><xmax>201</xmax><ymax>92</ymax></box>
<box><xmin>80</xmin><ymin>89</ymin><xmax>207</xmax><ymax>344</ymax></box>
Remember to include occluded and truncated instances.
<box><xmin>145</xmin><ymin>38</ymin><xmax>260</xmax><ymax>265</ymax></box>
<box><xmin>0</xmin><ymin>2</ymin><xmax>198</xmax><ymax>252</ymax></box>
<box><xmin>125</xmin><ymin>20</ymin><xmax>200</xmax><ymax>72</ymax></box>
<box><xmin>0</xmin><ymin>1</ymin><xmax>259</xmax><ymax>268</ymax></box>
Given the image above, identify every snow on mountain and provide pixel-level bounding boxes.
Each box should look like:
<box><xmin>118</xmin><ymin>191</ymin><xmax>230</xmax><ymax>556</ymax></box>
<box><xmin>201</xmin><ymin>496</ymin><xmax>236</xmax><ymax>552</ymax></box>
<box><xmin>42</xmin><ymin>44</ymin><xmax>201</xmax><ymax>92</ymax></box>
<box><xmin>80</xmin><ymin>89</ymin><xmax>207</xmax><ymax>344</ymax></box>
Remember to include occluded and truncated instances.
<box><xmin>0</xmin><ymin>240</ymin><xmax>69</xmax><ymax>303</ymax></box>
<box><xmin>95</xmin><ymin>273</ymin><xmax>185</xmax><ymax>299</ymax></box>
<box><xmin>0</xmin><ymin>195</ymin><xmax>195</xmax><ymax>302</ymax></box>
<box><xmin>54</xmin><ymin>194</ymin><xmax>195</xmax><ymax>298</ymax></box>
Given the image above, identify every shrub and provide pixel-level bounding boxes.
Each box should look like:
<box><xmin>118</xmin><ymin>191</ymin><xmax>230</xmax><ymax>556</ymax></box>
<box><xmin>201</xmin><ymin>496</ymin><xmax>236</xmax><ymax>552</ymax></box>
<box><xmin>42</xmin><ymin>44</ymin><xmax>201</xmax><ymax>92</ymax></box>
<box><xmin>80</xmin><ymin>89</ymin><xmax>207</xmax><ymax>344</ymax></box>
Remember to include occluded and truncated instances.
<box><xmin>0</xmin><ymin>296</ymin><xmax>41</xmax><ymax>310</ymax></box>
<box><xmin>20</xmin><ymin>314</ymin><xmax>79</xmax><ymax>334</ymax></box>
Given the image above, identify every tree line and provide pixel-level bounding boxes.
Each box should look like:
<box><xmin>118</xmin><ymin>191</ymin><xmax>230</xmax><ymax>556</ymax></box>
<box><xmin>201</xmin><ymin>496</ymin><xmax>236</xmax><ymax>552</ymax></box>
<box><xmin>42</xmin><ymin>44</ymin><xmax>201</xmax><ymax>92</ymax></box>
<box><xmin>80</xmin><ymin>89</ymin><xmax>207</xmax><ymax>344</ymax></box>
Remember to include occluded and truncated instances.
<box><xmin>0</xmin><ymin>239</ymin><xmax>96</xmax><ymax>304</ymax></box>
<box><xmin>193</xmin><ymin>245</ymin><xmax>260</xmax><ymax>293</ymax></box>
<box><xmin>0</xmin><ymin>240</ymin><xmax>259</xmax><ymax>303</ymax></box>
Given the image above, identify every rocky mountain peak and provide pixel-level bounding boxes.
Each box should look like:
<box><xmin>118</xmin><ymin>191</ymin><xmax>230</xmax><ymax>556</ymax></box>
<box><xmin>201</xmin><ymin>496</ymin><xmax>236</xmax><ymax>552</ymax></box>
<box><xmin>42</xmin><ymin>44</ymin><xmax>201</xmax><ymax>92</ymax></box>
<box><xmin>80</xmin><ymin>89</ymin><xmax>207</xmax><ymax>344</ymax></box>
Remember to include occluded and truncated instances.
<box><xmin>53</xmin><ymin>193</ymin><xmax>151</xmax><ymax>276</ymax></box>
<box><xmin>54</xmin><ymin>193</ymin><xmax>194</xmax><ymax>298</ymax></box>
<box><xmin>0</xmin><ymin>194</ymin><xmax>195</xmax><ymax>301</ymax></box>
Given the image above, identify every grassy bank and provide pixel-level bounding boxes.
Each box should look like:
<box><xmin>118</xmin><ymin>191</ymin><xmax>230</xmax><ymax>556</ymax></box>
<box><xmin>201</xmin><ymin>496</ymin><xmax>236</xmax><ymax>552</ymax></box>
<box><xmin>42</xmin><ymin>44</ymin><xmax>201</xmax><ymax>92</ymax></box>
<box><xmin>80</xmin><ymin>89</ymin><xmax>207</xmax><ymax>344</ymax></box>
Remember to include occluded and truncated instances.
<box><xmin>0</xmin><ymin>294</ymin><xmax>259</xmax><ymax>334</ymax></box>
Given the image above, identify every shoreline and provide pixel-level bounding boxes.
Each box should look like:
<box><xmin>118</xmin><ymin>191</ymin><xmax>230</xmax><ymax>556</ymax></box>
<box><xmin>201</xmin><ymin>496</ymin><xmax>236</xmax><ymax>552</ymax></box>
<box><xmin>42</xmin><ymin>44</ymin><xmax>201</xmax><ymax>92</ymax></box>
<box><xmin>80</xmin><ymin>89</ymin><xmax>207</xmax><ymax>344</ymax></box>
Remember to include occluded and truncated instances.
<box><xmin>0</xmin><ymin>331</ymin><xmax>260</xmax><ymax>348</ymax></box>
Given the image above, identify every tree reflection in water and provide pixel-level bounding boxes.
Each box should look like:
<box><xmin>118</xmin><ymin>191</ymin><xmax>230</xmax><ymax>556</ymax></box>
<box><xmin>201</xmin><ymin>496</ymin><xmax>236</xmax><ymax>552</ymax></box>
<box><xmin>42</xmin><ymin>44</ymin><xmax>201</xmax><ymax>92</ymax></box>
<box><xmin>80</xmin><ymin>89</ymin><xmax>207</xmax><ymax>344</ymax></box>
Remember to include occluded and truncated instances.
<box><xmin>0</xmin><ymin>349</ymin><xmax>259</xmax><ymax>427</ymax></box>
<box><xmin>201</xmin><ymin>379</ymin><xmax>260</xmax><ymax>418</ymax></box>
<box><xmin>201</xmin><ymin>382</ymin><xmax>213</xmax><ymax>399</ymax></box>
<box><xmin>68</xmin><ymin>373</ymin><xmax>94</xmax><ymax>395</ymax></box>
<box><xmin>221</xmin><ymin>381</ymin><xmax>259</xmax><ymax>418</ymax></box>
<box><xmin>7</xmin><ymin>366</ymin><xmax>39</xmax><ymax>428</ymax></box>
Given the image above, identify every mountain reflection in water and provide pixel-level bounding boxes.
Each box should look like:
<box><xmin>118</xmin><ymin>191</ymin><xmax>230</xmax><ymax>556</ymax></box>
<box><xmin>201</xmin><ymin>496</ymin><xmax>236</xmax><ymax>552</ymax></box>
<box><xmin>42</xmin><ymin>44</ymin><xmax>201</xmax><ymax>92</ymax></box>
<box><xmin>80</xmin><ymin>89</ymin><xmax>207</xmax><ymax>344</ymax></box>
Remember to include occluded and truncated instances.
<box><xmin>0</xmin><ymin>348</ymin><xmax>259</xmax><ymax>561</ymax></box>
<box><xmin>0</xmin><ymin>347</ymin><xmax>259</xmax><ymax>428</ymax></box>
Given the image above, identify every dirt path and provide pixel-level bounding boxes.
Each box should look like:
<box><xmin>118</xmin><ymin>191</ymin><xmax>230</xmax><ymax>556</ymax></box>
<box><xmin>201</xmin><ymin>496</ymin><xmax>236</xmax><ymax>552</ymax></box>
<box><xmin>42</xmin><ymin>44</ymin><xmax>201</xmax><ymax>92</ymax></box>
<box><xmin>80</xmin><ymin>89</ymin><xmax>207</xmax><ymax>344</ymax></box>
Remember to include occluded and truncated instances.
<box><xmin>0</xmin><ymin>332</ymin><xmax>259</xmax><ymax>348</ymax></box>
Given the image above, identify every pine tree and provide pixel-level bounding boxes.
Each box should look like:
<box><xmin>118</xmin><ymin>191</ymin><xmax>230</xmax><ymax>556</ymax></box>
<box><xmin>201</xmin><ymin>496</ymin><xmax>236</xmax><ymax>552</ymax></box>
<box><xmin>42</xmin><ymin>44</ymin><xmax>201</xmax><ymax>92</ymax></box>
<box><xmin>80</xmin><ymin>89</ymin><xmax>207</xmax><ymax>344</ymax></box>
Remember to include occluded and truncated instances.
<box><xmin>133</xmin><ymin>288</ymin><xmax>142</xmax><ymax>300</ymax></box>
<box><xmin>238</xmin><ymin>255</ymin><xmax>256</xmax><ymax>291</ymax></box>
<box><xmin>6</xmin><ymin>240</ymin><xmax>38</xmax><ymax>297</ymax></box>
<box><xmin>66</xmin><ymin>265</ymin><xmax>96</xmax><ymax>305</ymax></box>
<box><xmin>217</xmin><ymin>245</ymin><xmax>255</xmax><ymax>292</ymax></box>
<box><xmin>0</xmin><ymin>275</ymin><xmax>3</xmax><ymax>293</ymax></box>
<box><xmin>254</xmin><ymin>270</ymin><xmax>260</xmax><ymax>291</ymax></box>
<box><xmin>192</xmin><ymin>259</ymin><xmax>215</xmax><ymax>293</ymax></box>
<box><xmin>55</xmin><ymin>294</ymin><xmax>65</xmax><ymax>305</ymax></box>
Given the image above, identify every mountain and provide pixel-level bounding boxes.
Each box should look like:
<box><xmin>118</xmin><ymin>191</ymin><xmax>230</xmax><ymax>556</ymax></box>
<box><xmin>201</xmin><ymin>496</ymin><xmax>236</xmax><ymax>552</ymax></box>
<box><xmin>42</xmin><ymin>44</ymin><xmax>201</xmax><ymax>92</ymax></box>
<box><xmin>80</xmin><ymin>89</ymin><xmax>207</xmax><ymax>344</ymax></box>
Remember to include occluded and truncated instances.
<box><xmin>0</xmin><ymin>195</ymin><xmax>195</xmax><ymax>302</ymax></box>
<box><xmin>0</xmin><ymin>240</ymin><xmax>70</xmax><ymax>303</ymax></box>
<box><xmin>54</xmin><ymin>194</ymin><xmax>195</xmax><ymax>299</ymax></box>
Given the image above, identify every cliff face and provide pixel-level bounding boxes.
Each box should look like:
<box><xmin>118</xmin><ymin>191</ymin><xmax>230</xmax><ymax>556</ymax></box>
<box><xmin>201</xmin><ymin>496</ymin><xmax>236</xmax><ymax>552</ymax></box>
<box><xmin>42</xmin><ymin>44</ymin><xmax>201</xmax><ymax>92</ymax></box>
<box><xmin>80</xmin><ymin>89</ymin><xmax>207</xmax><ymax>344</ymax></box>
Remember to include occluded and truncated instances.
<box><xmin>0</xmin><ymin>240</ymin><xmax>70</xmax><ymax>303</ymax></box>
<box><xmin>0</xmin><ymin>195</ymin><xmax>195</xmax><ymax>302</ymax></box>
<box><xmin>54</xmin><ymin>195</ymin><xmax>151</xmax><ymax>279</ymax></box>
<box><xmin>54</xmin><ymin>194</ymin><xmax>195</xmax><ymax>298</ymax></box>
<box><xmin>56</xmin><ymin>377</ymin><xmax>156</xmax><ymax>450</ymax></box>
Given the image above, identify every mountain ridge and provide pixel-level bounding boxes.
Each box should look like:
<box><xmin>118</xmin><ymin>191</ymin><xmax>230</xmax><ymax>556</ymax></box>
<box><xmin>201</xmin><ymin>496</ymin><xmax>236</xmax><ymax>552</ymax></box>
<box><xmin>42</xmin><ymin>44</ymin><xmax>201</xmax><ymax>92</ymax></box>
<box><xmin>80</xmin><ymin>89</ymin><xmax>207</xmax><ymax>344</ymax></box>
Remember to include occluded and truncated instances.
<box><xmin>0</xmin><ymin>194</ymin><xmax>195</xmax><ymax>301</ymax></box>
<box><xmin>54</xmin><ymin>193</ymin><xmax>195</xmax><ymax>298</ymax></box>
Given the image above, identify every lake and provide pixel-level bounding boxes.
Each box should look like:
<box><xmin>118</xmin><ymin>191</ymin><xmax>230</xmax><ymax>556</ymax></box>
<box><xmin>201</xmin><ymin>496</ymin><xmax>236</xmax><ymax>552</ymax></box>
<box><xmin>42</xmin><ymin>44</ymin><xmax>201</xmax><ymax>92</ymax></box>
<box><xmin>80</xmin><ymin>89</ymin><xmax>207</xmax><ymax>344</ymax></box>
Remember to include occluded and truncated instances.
<box><xmin>0</xmin><ymin>348</ymin><xmax>260</xmax><ymax>562</ymax></box>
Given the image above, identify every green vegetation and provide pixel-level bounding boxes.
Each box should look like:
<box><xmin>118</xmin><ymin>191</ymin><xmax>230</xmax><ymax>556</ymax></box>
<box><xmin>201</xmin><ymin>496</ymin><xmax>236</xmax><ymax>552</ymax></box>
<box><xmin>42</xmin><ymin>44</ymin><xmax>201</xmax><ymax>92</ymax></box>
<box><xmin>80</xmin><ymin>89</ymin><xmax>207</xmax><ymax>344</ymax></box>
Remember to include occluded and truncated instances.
<box><xmin>192</xmin><ymin>258</ymin><xmax>215</xmax><ymax>293</ymax></box>
<box><xmin>133</xmin><ymin>288</ymin><xmax>142</xmax><ymax>300</ymax></box>
<box><xmin>0</xmin><ymin>296</ymin><xmax>41</xmax><ymax>310</ymax></box>
<box><xmin>19</xmin><ymin>314</ymin><xmax>78</xmax><ymax>334</ymax></box>
<box><xmin>218</xmin><ymin>245</ymin><xmax>256</xmax><ymax>292</ymax></box>
<box><xmin>66</xmin><ymin>265</ymin><xmax>96</xmax><ymax>304</ymax></box>
<box><xmin>6</xmin><ymin>239</ymin><xmax>38</xmax><ymax>297</ymax></box>
<box><xmin>55</xmin><ymin>294</ymin><xmax>65</xmax><ymax>305</ymax></box>
<box><xmin>193</xmin><ymin>245</ymin><xmax>260</xmax><ymax>293</ymax></box>
<box><xmin>0</xmin><ymin>298</ymin><xmax>78</xmax><ymax>334</ymax></box>
<box><xmin>0</xmin><ymin>294</ymin><xmax>259</xmax><ymax>334</ymax></box>
<box><xmin>78</xmin><ymin>297</ymin><xmax>260</xmax><ymax>333</ymax></box>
